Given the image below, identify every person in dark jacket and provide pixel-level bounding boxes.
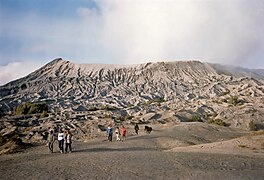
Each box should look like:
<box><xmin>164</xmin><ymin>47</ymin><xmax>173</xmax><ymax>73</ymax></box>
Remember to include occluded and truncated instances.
<box><xmin>134</xmin><ymin>124</ymin><xmax>139</xmax><ymax>135</ymax></box>
<box><xmin>65</xmin><ymin>130</ymin><xmax>72</xmax><ymax>153</ymax></box>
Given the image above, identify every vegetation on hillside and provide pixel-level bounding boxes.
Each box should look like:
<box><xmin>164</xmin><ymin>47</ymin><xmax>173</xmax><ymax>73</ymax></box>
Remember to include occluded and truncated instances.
<box><xmin>144</xmin><ymin>97</ymin><xmax>165</xmax><ymax>106</ymax></box>
<box><xmin>13</xmin><ymin>102</ymin><xmax>48</xmax><ymax>115</ymax></box>
<box><xmin>222</xmin><ymin>95</ymin><xmax>244</xmax><ymax>106</ymax></box>
<box><xmin>188</xmin><ymin>114</ymin><xmax>203</xmax><ymax>122</ymax></box>
<box><xmin>207</xmin><ymin>118</ymin><xmax>228</xmax><ymax>126</ymax></box>
<box><xmin>87</xmin><ymin>104</ymin><xmax>117</xmax><ymax>111</ymax></box>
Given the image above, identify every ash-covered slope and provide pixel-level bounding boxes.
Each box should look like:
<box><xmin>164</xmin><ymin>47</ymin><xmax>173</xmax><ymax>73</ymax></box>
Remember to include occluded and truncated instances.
<box><xmin>1</xmin><ymin>58</ymin><xmax>264</xmax><ymax>131</ymax></box>
<box><xmin>0</xmin><ymin>58</ymin><xmax>219</xmax><ymax>101</ymax></box>
<box><xmin>0</xmin><ymin>58</ymin><xmax>264</xmax><ymax>107</ymax></box>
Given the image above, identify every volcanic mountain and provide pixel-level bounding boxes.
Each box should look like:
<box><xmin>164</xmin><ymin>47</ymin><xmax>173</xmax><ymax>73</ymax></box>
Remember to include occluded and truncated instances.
<box><xmin>0</xmin><ymin>58</ymin><xmax>264</xmax><ymax>130</ymax></box>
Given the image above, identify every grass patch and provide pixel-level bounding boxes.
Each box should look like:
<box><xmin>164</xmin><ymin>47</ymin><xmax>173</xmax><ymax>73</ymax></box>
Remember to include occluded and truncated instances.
<box><xmin>87</xmin><ymin>105</ymin><xmax>117</xmax><ymax>111</ymax></box>
<box><xmin>221</xmin><ymin>95</ymin><xmax>244</xmax><ymax>106</ymax></box>
<box><xmin>188</xmin><ymin>114</ymin><xmax>203</xmax><ymax>122</ymax></box>
<box><xmin>87</xmin><ymin>105</ymin><xmax>98</xmax><ymax>111</ymax></box>
<box><xmin>207</xmin><ymin>119</ymin><xmax>228</xmax><ymax>126</ymax></box>
<box><xmin>144</xmin><ymin>97</ymin><xmax>165</xmax><ymax>106</ymax></box>
<box><xmin>227</xmin><ymin>96</ymin><xmax>244</xmax><ymax>106</ymax></box>
<box><xmin>13</xmin><ymin>102</ymin><xmax>48</xmax><ymax>115</ymax></box>
<box><xmin>40</xmin><ymin>111</ymin><xmax>48</xmax><ymax>118</ymax></box>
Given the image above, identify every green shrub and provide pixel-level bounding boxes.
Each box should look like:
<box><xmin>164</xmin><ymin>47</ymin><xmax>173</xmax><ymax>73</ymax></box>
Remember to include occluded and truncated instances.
<box><xmin>14</xmin><ymin>102</ymin><xmax>48</xmax><ymax>115</ymax></box>
<box><xmin>99</xmin><ymin>105</ymin><xmax>107</xmax><ymax>110</ymax></box>
<box><xmin>189</xmin><ymin>114</ymin><xmax>202</xmax><ymax>122</ymax></box>
<box><xmin>207</xmin><ymin>119</ymin><xmax>227</xmax><ymax>126</ymax></box>
<box><xmin>144</xmin><ymin>97</ymin><xmax>165</xmax><ymax>106</ymax></box>
<box><xmin>227</xmin><ymin>96</ymin><xmax>244</xmax><ymax>106</ymax></box>
<box><xmin>28</xmin><ymin>103</ymin><xmax>47</xmax><ymax>114</ymax></box>
<box><xmin>153</xmin><ymin>97</ymin><xmax>165</xmax><ymax>103</ymax></box>
<box><xmin>87</xmin><ymin>105</ymin><xmax>98</xmax><ymax>111</ymax></box>
<box><xmin>40</xmin><ymin>111</ymin><xmax>48</xmax><ymax>118</ymax></box>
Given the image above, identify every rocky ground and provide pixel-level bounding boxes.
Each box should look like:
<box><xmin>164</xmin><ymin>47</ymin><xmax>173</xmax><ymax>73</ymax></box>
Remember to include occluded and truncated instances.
<box><xmin>0</xmin><ymin>122</ymin><xmax>263</xmax><ymax>180</ymax></box>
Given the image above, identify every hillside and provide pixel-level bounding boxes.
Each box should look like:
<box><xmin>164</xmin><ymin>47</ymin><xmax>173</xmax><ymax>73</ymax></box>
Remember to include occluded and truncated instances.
<box><xmin>0</xmin><ymin>58</ymin><xmax>264</xmax><ymax>146</ymax></box>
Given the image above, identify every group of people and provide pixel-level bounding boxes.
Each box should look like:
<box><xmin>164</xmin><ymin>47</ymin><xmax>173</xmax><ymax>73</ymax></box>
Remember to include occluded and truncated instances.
<box><xmin>106</xmin><ymin>124</ymin><xmax>140</xmax><ymax>142</ymax></box>
<box><xmin>47</xmin><ymin>128</ymin><xmax>72</xmax><ymax>154</ymax></box>
<box><xmin>47</xmin><ymin>124</ymin><xmax>141</xmax><ymax>153</ymax></box>
<box><xmin>106</xmin><ymin>125</ymin><xmax>127</xmax><ymax>142</ymax></box>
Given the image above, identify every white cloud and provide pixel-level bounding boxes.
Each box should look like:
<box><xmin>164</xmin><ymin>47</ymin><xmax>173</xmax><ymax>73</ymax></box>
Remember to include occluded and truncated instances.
<box><xmin>3</xmin><ymin>0</ymin><xmax>264</xmax><ymax>66</ymax></box>
<box><xmin>96</xmin><ymin>0</ymin><xmax>264</xmax><ymax>65</ymax></box>
<box><xmin>1</xmin><ymin>0</ymin><xmax>264</xmax><ymax>85</ymax></box>
<box><xmin>0</xmin><ymin>61</ymin><xmax>43</xmax><ymax>85</ymax></box>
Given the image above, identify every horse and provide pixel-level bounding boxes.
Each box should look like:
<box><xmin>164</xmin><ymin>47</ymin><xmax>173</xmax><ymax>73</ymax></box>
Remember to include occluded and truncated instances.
<box><xmin>144</xmin><ymin>126</ymin><xmax>152</xmax><ymax>134</ymax></box>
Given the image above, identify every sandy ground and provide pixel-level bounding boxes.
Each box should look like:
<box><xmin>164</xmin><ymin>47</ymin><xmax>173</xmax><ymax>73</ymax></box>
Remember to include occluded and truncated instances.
<box><xmin>0</xmin><ymin>122</ymin><xmax>263</xmax><ymax>180</ymax></box>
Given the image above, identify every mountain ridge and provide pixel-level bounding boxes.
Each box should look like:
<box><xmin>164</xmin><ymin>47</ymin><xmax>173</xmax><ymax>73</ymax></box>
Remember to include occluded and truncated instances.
<box><xmin>2</xmin><ymin>58</ymin><xmax>264</xmax><ymax>87</ymax></box>
<box><xmin>0</xmin><ymin>58</ymin><xmax>264</xmax><ymax>131</ymax></box>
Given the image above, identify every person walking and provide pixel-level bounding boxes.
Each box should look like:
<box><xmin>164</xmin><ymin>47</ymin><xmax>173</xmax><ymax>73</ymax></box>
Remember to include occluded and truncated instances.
<box><xmin>106</xmin><ymin>126</ymin><xmax>113</xmax><ymax>142</ymax></box>
<box><xmin>47</xmin><ymin>129</ymin><xmax>55</xmax><ymax>153</ymax></box>
<box><xmin>65</xmin><ymin>130</ymin><xmax>72</xmax><ymax>153</ymax></box>
<box><xmin>58</xmin><ymin>129</ymin><xmax>65</xmax><ymax>153</ymax></box>
<box><xmin>115</xmin><ymin>127</ymin><xmax>121</xmax><ymax>141</ymax></box>
<box><xmin>134</xmin><ymin>124</ymin><xmax>139</xmax><ymax>135</ymax></box>
<box><xmin>120</xmin><ymin>125</ymin><xmax>127</xmax><ymax>141</ymax></box>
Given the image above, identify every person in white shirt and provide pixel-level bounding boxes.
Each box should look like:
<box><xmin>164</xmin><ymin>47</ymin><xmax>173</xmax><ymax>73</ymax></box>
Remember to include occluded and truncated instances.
<box><xmin>58</xmin><ymin>129</ymin><xmax>65</xmax><ymax>153</ymax></box>
<box><xmin>115</xmin><ymin>127</ymin><xmax>121</xmax><ymax>141</ymax></box>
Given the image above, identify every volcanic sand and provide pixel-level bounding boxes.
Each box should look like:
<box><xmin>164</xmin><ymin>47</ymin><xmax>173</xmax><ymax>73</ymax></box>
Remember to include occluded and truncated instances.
<box><xmin>0</xmin><ymin>122</ymin><xmax>263</xmax><ymax>180</ymax></box>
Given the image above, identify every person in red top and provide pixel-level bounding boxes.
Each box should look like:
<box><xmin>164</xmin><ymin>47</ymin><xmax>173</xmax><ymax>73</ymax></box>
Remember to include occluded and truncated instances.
<box><xmin>120</xmin><ymin>125</ymin><xmax>126</xmax><ymax>141</ymax></box>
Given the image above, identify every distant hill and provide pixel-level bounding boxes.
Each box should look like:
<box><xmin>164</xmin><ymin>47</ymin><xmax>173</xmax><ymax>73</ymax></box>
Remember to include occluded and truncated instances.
<box><xmin>210</xmin><ymin>63</ymin><xmax>264</xmax><ymax>80</ymax></box>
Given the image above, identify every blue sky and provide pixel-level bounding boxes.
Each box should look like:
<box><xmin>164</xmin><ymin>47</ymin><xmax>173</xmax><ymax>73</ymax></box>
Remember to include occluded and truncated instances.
<box><xmin>0</xmin><ymin>0</ymin><xmax>264</xmax><ymax>85</ymax></box>
<box><xmin>0</xmin><ymin>0</ymin><xmax>100</xmax><ymax>65</ymax></box>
